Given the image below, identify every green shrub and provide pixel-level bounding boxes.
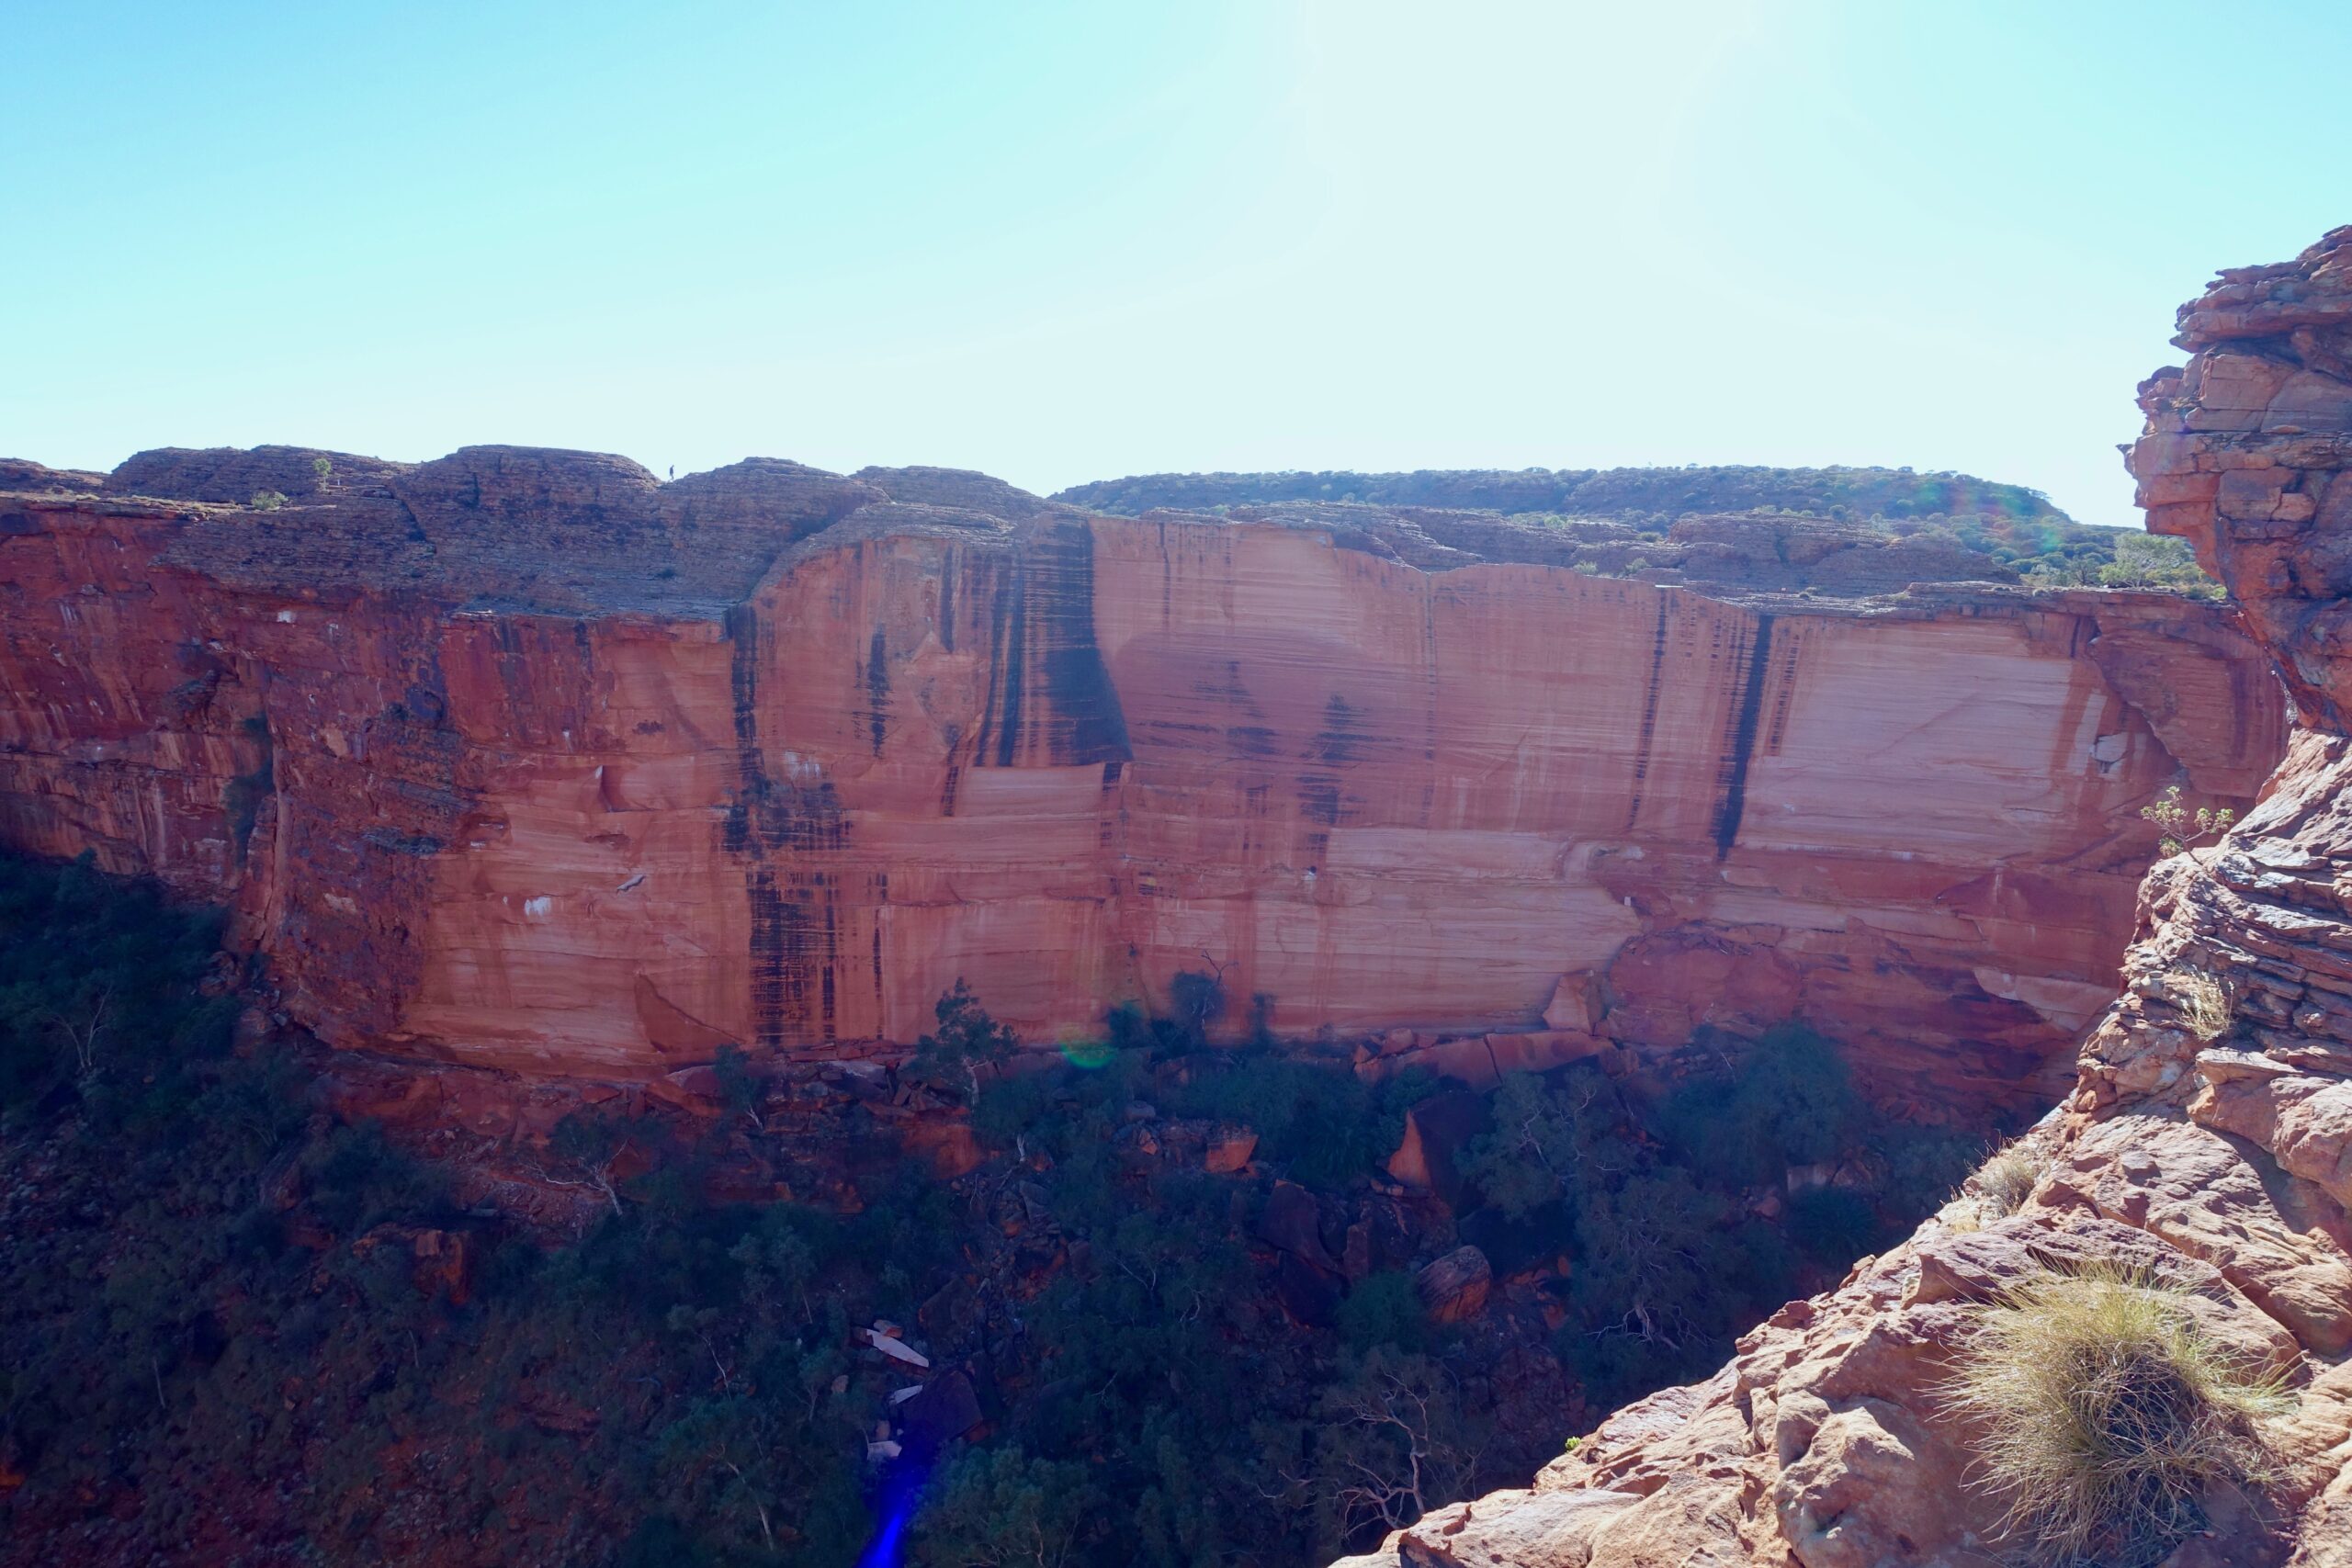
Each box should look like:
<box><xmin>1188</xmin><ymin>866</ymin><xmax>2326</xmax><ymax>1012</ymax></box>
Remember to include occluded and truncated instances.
<box><xmin>303</xmin><ymin>1120</ymin><xmax>452</xmax><ymax>1236</ymax></box>
<box><xmin>1177</xmin><ymin>1053</ymin><xmax>1431</xmax><ymax>1187</ymax></box>
<box><xmin>1654</xmin><ymin>1024</ymin><xmax>1860</xmax><ymax>1190</ymax></box>
<box><xmin>2142</xmin><ymin>786</ymin><xmax>2236</xmax><ymax>859</ymax></box>
<box><xmin>917</xmin><ymin>1448</ymin><xmax>1102</xmax><ymax>1568</ymax></box>
<box><xmin>0</xmin><ymin>851</ymin><xmax>229</xmax><ymax>1122</ymax></box>
<box><xmin>1166</xmin><ymin>968</ymin><xmax>1227</xmax><ymax>1046</ymax></box>
<box><xmin>1461</xmin><ymin>1064</ymin><xmax>1632</xmax><ymax>1219</ymax></box>
<box><xmin>910</xmin><ymin>979</ymin><xmax>1020</xmax><ymax>1102</ymax></box>
<box><xmin>1101</xmin><ymin>967</ymin><xmax>1230</xmax><ymax>1056</ymax></box>
<box><xmin>1298</xmin><ymin>1348</ymin><xmax>1484</xmax><ymax>1544</ymax></box>
<box><xmin>1336</xmin><ymin>1270</ymin><xmax>1428</xmax><ymax>1354</ymax></box>
<box><xmin>1871</xmin><ymin>1123</ymin><xmax>1984</xmax><ymax>1219</ymax></box>
<box><xmin>2096</xmin><ymin>532</ymin><xmax>2222</xmax><ymax>598</ymax></box>
<box><xmin>971</xmin><ymin>1066</ymin><xmax>1059</xmax><ymax>1149</ymax></box>
<box><xmin>1784</xmin><ymin>1187</ymin><xmax>1876</xmax><ymax>1267</ymax></box>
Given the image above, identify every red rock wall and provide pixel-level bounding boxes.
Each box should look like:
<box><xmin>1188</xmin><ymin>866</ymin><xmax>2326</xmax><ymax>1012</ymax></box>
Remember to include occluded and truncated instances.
<box><xmin>0</xmin><ymin>480</ymin><xmax>2285</xmax><ymax>1097</ymax></box>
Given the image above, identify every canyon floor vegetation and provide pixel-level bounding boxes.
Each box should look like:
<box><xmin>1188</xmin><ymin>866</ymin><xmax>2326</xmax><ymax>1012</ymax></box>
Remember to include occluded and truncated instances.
<box><xmin>1</xmin><ymin>852</ymin><xmax>1992</xmax><ymax>1568</ymax></box>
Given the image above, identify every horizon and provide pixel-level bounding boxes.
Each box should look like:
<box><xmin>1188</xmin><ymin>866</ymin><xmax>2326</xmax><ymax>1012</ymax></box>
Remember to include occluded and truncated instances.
<box><xmin>31</xmin><ymin>442</ymin><xmax>2098</xmax><ymax>521</ymax></box>
<box><xmin>8</xmin><ymin>1</ymin><xmax>2349</xmax><ymax>526</ymax></box>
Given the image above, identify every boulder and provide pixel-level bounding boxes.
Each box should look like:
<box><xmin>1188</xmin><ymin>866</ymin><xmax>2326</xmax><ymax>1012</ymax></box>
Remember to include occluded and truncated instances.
<box><xmin>1386</xmin><ymin>1091</ymin><xmax>1492</xmax><ymax>1204</ymax></box>
<box><xmin>1543</xmin><ymin>972</ymin><xmax>1604</xmax><ymax>1033</ymax></box>
<box><xmin>1349</xmin><ymin>1487</ymin><xmax>1640</xmax><ymax>1567</ymax></box>
<box><xmin>1204</xmin><ymin>1125</ymin><xmax>1258</xmax><ymax>1174</ymax></box>
<box><xmin>1414</xmin><ymin>1246</ymin><xmax>1492</xmax><ymax>1324</ymax></box>
<box><xmin>1276</xmin><ymin>1252</ymin><xmax>1342</xmax><ymax>1328</ymax></box>
<box><xmin>1257</xmin><ymin>1181</ymin><xmax>1341</xmax><ymax>1271</ymax></box>
<box><xmin>1771</xmin><ymin>1399</ymin><xmax>1972</xmax><ymax>1568</ymax></box>
<box><xmin>900</xmin><ymin>1371</ymin><xmax>983</xmax><ymax>1451</ymax></box>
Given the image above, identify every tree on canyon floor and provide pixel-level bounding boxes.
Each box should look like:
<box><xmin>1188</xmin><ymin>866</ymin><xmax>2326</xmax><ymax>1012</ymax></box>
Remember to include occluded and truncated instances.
<box><xmin>0</xmin><ymin>851</ymin><xmax>232</xmax><ymax>1118</ymax></box>
<box><xmin>1457</xmin><ymin>1027</ymin><xmax>1981</xmax><ymax>1404</ymax></box>
<box><xmin>1460</xmin><ymin>1061</ymin><xmax>1634</xmax><ymax>1220</ymax></box>
<box><xmin>0</xmin><ymin>864</ymin><xmax>2002</xmax><ymax>1568</ymax></box>
<box><xmin>912</xmin><ymin>978</ymin><xmax>1022</xmax><ymax>1102</ymax></box>
<box><xmin>1291</xmin><ymin>1346</ymin><xmax>1487</xmax><ymax>1543</ymax></box>
<box><xmin>917</xmin><ymin>1448</ymin><xmax>1101</xmax><ymax>1568</ymax></box>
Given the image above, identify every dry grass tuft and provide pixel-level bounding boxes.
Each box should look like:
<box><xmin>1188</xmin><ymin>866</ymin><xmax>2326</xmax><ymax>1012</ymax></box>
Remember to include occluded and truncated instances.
<box><xmin>2172</xmin><ymin>970</ymin><xmax>2232</xmax><ymax>1043</ymax></box>
<box><xmin>1971</xmin><ymin>1142</ymin><xmax>2044</xmax><ymax>1217</ymax></box>
<box><xmin>1939</xmin><ymin>1265</ymin><xmax>2289</xmax><ymax>1567</ymax></box>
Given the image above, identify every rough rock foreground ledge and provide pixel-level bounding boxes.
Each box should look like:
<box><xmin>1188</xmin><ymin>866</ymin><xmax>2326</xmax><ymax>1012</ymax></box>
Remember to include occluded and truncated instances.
<box><xmin>1329</xmin><ymin>228</ymin><xmax>2352</xmax><ymax>1568</ymax></box>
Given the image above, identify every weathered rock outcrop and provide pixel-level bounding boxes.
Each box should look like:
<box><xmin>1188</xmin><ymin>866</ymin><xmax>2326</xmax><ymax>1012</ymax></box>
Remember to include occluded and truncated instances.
<box><xmin>1349</xmin><ymin>227</ymin><xmax>2352</xmax><ymax>1568</ymax></box>
<box><xmin>0</xmin><ymin>446</ymin><xmax>2280</xmax><ymax>1098</ymax></box>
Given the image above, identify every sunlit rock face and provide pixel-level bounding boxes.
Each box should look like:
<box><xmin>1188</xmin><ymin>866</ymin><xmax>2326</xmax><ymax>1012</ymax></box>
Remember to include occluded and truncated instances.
<box><xmin>1335</xmin><ymin>228</ymin><xmax>2352</xmax><ymax>1568</ymax></box>
<box><xmin>0</xmin><ymin>447</ymin><xmax>2281</xmax><ymax>1093</ymax></box>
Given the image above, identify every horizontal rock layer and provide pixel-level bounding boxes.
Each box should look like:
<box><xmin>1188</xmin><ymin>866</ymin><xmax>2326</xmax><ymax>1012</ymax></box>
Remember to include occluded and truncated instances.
<box><xmin>0</xmin><ymin>455</ymin><xmax>2282</xmax><ymax>1098</ymax></box>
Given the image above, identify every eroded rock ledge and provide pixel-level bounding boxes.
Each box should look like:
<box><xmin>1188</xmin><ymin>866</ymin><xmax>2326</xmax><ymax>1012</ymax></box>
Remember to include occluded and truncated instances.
<box><xmin>1340</xmin><ymin>227</ymin><xmax>2352</xmax><ymax>1568</ymax></box>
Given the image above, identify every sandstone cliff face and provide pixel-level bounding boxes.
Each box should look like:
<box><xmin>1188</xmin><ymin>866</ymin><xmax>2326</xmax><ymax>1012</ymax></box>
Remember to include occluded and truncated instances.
<box><xmin>0</xmin><ymin>449</ymin><xmax>2279</xmax><ymax>1099</ymax></box>
<box><xmin>1347</xmin><ymin>228</ymin><xmax>2352</xmax><ymax>1568</ymax></box>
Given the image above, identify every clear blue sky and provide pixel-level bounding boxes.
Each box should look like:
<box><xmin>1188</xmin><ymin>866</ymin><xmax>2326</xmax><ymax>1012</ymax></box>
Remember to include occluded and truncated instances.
<box><xmin>6</xmin><ymin>2</ymin><xmax>2346</xmax><ymax>525</ymax></box>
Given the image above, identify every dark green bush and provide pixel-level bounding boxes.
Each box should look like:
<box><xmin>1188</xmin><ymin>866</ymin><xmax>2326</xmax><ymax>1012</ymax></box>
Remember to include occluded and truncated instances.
<box><xmin>910</xmin><ymin>978</ymin><xmax>1021</xmax><ymax>1101</ymax></box>
<box><xmin>0</xmin><ymin>851</ymin><xmax>229</xmax><ymax>1123</ymax></box>
<box><xmin>1172</xmin><ymin>1051</ymin><xmax>1433</xmax><ymax>1187</ymax></box>
<box><xmin>1336</xmin><ymin>1269</ymin><xmax>1429</xmax><ymax>1354</ymax></box>
<box><xmin>1653</xmin><ymin>1024</ymin><xmax>1860</xmax><ymax>1190</ymax></box>
<box><xmin>1785</xmin><ymin>1186</ymin><xmax>1879</xmax><ymax>1268</ymax></box>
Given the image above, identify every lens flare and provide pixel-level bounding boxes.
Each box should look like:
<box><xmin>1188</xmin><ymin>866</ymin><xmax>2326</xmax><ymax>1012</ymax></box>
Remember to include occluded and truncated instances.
<box><xmin>856</xmin><ymin>1458</ymin><xmax>928</xmax><ymax>1568</ymax></box>
<box><xmin>1057</xmin><ymin>1035</ymin><xmax>1116</xmax><ymax>1069</ymax></box>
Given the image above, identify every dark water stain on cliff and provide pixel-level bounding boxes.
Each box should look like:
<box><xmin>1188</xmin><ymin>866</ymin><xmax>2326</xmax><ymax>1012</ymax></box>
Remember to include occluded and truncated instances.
<box><xmin>1098</xmin><ymin>760</ymin><xmax>1125</xmax><ymax>854</ymax></box>
<box><xmin>1299</xmin><ymin>694</ymin><xmax>1363</xmax><ymax>863</ymax></box>
<box><xmin>936</xmin><ymin>556</ymin><xmax>956</xmax><ymax>654</ymax></box>
<box><xmin>992</xmin><ymin>558</ymin><xmax>1028</xmax><ymax>766</ymax></box>
<box><xmin>1710</xmin><ymin>615</ymin><xmax>1775</xmax><ymax>859</ymax></box>
<box><xmin>1761</xmin><ymin>626</ymin><xmax>1802</xmax><ymax>756</ymax></box>
<box><xmin>937</xmin><ymin>722</ymin><xmax>965</xmax><ymax>818</ymax></box>
<box><xmin>1623</xmin><ymin>594</ymin><xmax>1672</xmax><ymax>834</ymax></box>
<box><xmin>865</xmin><ymin>626</ymin><xmax>889</xmax><ymax>757</ymax></box>
<box><xmin>725</xmin><ymin>603</ymin><xmax>851</xmax><ymax>1048</ymax></box>
<box><xmin>972</xmin><ymin>553</ymin><xmax>1018</xmax><ymax>768</ymax></box>
<box><xmin>979</xmin><ymin>521</ymin><xmax>1132</xmax><ymax>768</ymax></box>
